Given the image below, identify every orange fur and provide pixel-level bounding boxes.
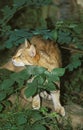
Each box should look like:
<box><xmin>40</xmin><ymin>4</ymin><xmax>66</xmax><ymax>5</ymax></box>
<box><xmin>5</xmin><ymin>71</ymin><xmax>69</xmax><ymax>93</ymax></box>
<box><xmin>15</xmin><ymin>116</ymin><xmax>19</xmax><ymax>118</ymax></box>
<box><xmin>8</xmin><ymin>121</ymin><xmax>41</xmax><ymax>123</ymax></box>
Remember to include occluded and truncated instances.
<box><xmin>12</xmin><ymin>36</ymin><xmax>62</xmax><ymax>71</ymax></box>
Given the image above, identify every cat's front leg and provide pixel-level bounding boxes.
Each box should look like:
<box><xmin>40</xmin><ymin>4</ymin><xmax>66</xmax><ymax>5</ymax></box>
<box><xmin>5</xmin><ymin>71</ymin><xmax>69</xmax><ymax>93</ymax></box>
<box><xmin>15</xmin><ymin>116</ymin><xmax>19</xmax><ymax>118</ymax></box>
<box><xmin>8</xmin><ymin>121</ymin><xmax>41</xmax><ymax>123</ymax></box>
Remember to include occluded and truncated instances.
<box><xmin>51</xmin><ymin>90</ymin><xmax>65</xmax><ymax>116</ymax></box>
<box><xmin>32</xmin><ymin>94</ymin><xmax>40</xmax><ymax>110</ymax></box>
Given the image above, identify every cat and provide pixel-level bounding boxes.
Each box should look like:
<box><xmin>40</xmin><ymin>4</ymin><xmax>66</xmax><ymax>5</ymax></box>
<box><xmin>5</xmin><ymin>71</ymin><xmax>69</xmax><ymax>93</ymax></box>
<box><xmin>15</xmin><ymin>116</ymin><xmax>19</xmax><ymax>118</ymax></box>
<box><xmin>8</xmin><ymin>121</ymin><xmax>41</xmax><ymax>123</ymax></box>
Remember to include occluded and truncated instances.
<box><xmin>0</xmin><ymin>35</ymin><xmax>65</xmax><ymax>116</ymax></box>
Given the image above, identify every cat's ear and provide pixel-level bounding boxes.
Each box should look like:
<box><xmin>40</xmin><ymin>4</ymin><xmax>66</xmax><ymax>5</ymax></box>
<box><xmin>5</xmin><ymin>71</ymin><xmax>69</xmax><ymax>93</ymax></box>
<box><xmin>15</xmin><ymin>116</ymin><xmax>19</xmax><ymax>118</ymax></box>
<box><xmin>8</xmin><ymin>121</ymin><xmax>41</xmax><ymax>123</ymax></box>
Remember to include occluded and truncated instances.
<box><xmin>28</xmin><ymin>45</ymin><xmax>36</xmax><ymax>57</ymax></box>
<box><xmin>24</xmin><ymin>39</ymin><xmax>30</xmax><ymax>48</ymax></box>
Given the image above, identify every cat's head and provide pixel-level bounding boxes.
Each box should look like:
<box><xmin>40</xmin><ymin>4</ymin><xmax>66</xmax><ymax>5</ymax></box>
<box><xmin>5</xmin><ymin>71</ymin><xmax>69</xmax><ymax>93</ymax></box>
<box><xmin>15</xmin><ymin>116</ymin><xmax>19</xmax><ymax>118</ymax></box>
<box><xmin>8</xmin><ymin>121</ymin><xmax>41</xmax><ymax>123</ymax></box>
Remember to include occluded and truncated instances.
<box><xmin>12</xmin><ymin>39</ymin><xmax>40</xmax><ymax>67</ymax></box>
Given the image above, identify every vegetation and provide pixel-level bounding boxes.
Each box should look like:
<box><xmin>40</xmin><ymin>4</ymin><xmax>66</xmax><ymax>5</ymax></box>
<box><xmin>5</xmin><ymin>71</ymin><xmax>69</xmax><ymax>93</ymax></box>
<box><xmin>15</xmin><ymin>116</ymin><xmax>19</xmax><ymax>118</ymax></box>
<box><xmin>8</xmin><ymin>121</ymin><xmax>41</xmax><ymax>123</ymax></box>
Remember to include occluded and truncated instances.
<box><xmin>0</xmin><ymin>0</ymin><xmax>83</xmax><ymax>129</ymax></box>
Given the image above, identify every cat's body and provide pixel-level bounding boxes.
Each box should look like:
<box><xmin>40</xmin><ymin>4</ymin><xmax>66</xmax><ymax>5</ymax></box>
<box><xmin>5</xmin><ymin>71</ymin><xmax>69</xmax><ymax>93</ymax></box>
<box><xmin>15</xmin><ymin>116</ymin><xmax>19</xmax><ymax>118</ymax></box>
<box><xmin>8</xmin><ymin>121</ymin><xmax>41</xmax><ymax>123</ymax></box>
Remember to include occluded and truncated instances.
<box><xmin>12</xmin><ymin>36</ymin><xmax>62</xmax><ymax>71</ymax></box>
<box><xmin>1</xmin><ymin>36</ymin><xmax>65</xmax><ymax>116</ymax></box>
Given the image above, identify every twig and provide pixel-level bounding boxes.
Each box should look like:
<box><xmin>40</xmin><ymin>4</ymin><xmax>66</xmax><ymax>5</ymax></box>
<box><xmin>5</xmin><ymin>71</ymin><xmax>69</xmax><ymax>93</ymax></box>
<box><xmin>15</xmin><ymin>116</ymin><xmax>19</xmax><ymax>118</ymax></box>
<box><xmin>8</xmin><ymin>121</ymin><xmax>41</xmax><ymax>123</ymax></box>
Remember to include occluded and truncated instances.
<box><xmin>61</xmin><ymin>46</ymin><xmax>83</xmax><ymax>54</ymax></box>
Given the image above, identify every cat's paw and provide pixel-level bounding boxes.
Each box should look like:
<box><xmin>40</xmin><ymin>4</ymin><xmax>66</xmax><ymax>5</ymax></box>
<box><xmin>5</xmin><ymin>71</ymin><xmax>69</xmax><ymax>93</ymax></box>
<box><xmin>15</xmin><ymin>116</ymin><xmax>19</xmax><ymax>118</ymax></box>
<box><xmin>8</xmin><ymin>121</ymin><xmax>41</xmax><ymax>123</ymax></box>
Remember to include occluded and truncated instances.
<box><xmin>32</xmin><ymin>95</ymin><xmax>40</xmax><ymax>110</ymax></box>
<box><xmin>40</xmin><ymin>91</ymin><xmax>52</xmax><ymax>100</ymax></box>
<box><xmin>59</xmin><ymin>106</ymin><xmax>65</xmax><ymax>116</ymax></box>
<box><xmin>55</xmin><ymin>106</ymin><xmax>65</xmax><ymax>116</ymax></box>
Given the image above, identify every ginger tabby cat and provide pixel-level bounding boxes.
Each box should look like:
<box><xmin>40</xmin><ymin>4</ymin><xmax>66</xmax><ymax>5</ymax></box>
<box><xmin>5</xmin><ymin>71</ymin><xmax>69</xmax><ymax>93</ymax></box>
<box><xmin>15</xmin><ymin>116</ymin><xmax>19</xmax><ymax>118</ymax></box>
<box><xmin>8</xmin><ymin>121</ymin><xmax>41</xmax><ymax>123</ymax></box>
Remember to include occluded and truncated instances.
<box><xmin>1</xmin><ymin>36</ymin><xmax>65</xmax><ymax>116</ymax></box>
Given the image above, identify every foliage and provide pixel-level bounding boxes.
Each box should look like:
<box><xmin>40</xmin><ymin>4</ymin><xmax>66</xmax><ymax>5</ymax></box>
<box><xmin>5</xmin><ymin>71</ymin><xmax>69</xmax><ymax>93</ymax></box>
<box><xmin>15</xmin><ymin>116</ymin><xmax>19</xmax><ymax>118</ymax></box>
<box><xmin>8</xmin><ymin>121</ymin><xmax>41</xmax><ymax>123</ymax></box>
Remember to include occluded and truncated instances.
<box><xmin>0</xmin><ymin>107</ymin><xmax>58</xmax><ymax>130</ymax></box>
<box><xmin>0</xmin><ymin>106</ymin><xmax>74</xmax><ymax>130</ymax></box>
<box><xmin>0</xmin><ymin>0</ymin><xmax>83</xmax><ymax>130</ymax></box>
<box><xmin>0</xmin><ymin>66</ymin><xmax>65</xmax><ymax>110</ymax></box>
<box><xmin>64</xmin><ymin>67</ymin><xmax>83</xmax><ymax>106</ymax></box>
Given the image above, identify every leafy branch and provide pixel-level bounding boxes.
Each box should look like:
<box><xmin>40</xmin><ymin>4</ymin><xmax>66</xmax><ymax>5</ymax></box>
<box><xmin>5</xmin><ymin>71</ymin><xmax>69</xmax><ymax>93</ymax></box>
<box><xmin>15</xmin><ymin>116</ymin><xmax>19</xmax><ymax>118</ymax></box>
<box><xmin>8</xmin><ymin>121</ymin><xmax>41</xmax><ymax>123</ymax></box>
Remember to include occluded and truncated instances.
<box><xmin>0</xmin><ymin>66</ymin><xmax>65</xmax><ymax>105</ymax></box>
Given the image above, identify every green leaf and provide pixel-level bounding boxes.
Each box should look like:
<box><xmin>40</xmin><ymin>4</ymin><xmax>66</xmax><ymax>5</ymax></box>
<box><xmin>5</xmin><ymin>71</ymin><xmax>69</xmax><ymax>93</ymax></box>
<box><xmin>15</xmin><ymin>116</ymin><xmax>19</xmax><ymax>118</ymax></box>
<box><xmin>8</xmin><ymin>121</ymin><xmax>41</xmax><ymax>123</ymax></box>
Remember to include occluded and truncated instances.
<box><xmin>51</xmin><ymin>68</ymin><xmax>65</xmax><ymax>77</ymax></box>
<box><xmin>66</xmin><ymin>53</ymin><xmax>82</xmax><ymax>71</ymax></box>
<box><xmin>44</xmin><ymin>82</ymin><xmax>56</xmax><ymax>91</ymax></box>
<box><xmin>5</xmin><ymin>29</ymin><xmax>32</xmax><ymax>48</ymax></box>
<box><xmin>40</xmin><ymin>107</ymin><xmax>48</xmax><ymax>114</ymax></box>
<box><xmin>3</xmin><ymin>122</ymin><xmax>12</xmax><ymax>129</ymax></box>
<box><xmin>45</xmin><ymin>71</ymin><xmax>59</xmax><ymax>82</ymax></box>
<box><xmin>4</xmin><ymin>100</ymin><xmax>11</xmax><ymax>107</ymax></box>
<box><xmin>1</xmin><ymin>5</ymin><xmax>16</xmax><ymax>24</ymax></box>
<box><xmin>26</xmin><ymin>66</ymin><xmax>46</xmax><ymax>75</ymax></box>
<box><xmin>25</xmin><ymin>125</ymin><xmax>32</xmax><ymax>130</ymax></box>
<box><xmin>10</xmin><ymin>69</ymin><xmax>30</xmax><ymax>86</ymax></box>
<box><xmin>31</xmin><ymin>111</ymin><xmax>42</xmax><ymax>120</ymax></box>
<box><xmin>32</xmin><ymin>124</ymin><xmax>46</xmax><ymax>130</ymax></box>
<box><xmin>2</xmin><ymin>6</ymin><xmax>12</xmax><ymax>17</ymax></box>
<box><xmin>0</xmin><ymin>104</ymin><xmax>3</xmax><ymax>111</ymax></box>
<box><xmin>69</xmin><ymin>24</ymin><xmax>77</xmax><ymax>28</ymax></box>
<box><xmin>17</xmin><ymin>126</ymin><xmax>24</xmax><ymax>130</ymax></box>
<box><xmin>10</xmin><ymin>126</ymin><xmax>18</xmax><ymax>130</ymax></box>
<box><xmin>36</xmin><ymin>75</ymin><xmax>45</xmax><ymax>85</ymax></box>
<box><xmin>58</xmin><ymin>30</ymin><xmax>72</xmax><ymax>44</ymax></box>
<box><xmin>1</xmin><ymin>79</ymin><xmax>14</xmax><ymax>90</ymax></box>
<box><xmin>13</xmin><ymin>0</ymin><xmax>26</xmax><ymax>7</ymax></box>
<box><xmin>44</xmin><ymin>68</ymin><xmax>65</xmax><ymax>82</ymax></box>
<box><xmin>24</xmin><ymin>84</ymin><xmax>37</xmax><ymax>98</ymax></box>
<box><xmin>0</xmin><ymin>91</ymin><xmax>6</xmax><ymax>101</ymax></box>
<box><xmin>51</xmin><ymin>30</ymin><xmax>58</xmax><ymax>41</ymax></box>
<box><xmin>17</xmin><ymin>114</ymin><xmax>27</xmax><ymax>125</ymax></box>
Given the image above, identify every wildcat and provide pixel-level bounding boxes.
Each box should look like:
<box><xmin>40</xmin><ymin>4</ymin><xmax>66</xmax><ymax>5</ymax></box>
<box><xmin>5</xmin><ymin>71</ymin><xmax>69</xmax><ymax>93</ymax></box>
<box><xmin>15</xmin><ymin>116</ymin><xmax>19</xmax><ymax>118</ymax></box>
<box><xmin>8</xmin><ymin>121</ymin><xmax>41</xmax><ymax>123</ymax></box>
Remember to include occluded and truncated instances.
<box><xmin>1</xmin><ymin>35</ymin><xmax>65</xmax><ymax>116</ymax></box>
